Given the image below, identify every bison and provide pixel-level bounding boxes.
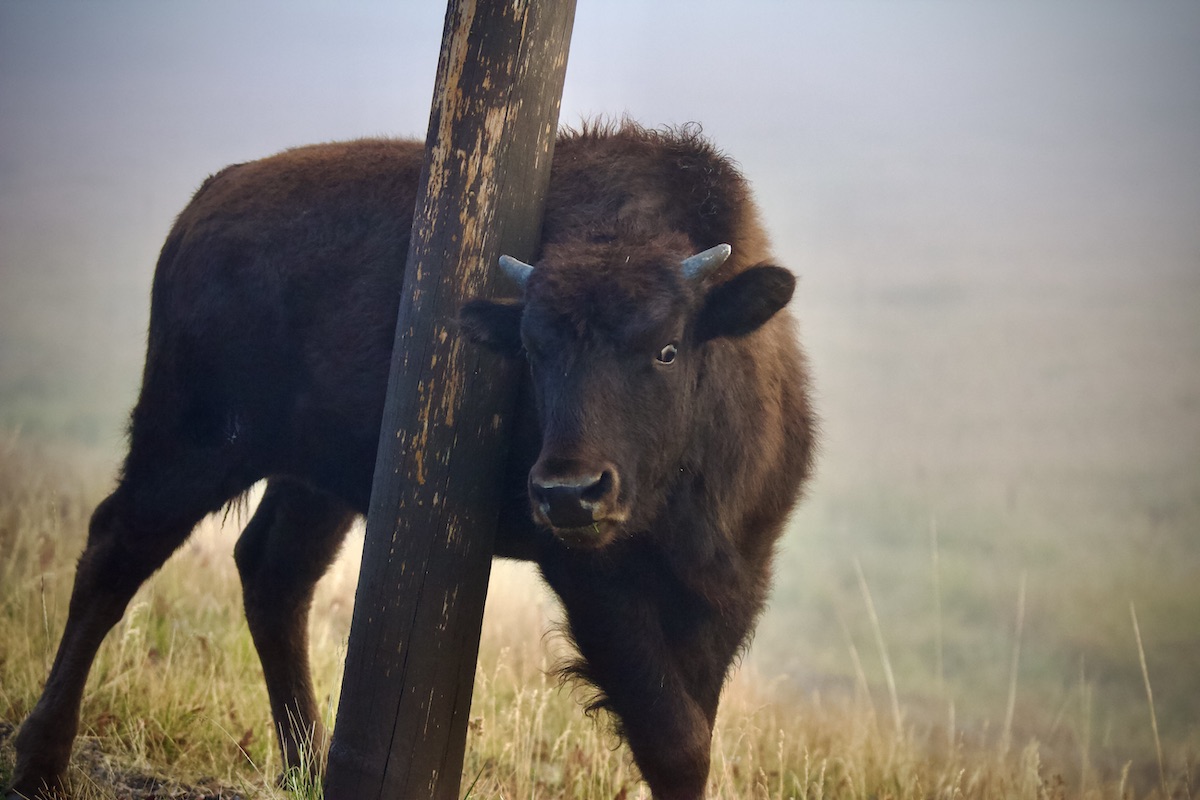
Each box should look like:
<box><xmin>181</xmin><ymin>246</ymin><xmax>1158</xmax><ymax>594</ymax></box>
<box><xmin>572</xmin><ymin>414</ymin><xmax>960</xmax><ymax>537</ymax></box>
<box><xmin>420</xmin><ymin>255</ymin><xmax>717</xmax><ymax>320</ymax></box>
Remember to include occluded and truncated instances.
<box><xmin>8</xmin><ymin>122</ymin><xmax>815</xmax><ymax>800</ymax></box>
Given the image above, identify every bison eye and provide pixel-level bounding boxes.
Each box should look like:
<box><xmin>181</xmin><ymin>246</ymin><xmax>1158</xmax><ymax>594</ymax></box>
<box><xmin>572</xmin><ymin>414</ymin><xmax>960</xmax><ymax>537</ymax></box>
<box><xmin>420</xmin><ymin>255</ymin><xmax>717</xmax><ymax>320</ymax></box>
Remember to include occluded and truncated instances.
<box><xmin>656</xmin><ymin>343</ymin><xmax>678</xmax><ymax>365</ymax></box>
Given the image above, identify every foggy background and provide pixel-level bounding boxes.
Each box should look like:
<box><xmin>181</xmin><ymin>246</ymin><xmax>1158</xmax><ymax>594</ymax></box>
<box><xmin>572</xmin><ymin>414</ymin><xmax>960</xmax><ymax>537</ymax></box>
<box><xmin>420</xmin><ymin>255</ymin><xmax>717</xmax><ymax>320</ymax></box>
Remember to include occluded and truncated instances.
<box><xmin>3</xmin><ymin>0</ymin><xmax>1198</xmax><ymax>783</ymax></box>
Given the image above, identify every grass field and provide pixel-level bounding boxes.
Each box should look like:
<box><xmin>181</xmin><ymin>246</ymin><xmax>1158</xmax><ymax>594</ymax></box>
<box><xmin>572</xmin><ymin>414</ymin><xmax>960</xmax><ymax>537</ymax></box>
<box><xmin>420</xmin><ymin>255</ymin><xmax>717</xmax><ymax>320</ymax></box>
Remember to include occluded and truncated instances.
<box><xmin>757</xmin><ymin>263</ymin><xmax>1200</xmax><ymax>794</ymax></box>
<box><xmin>0</xmin><ymin>421</ymin><xmax>1195</xmax><ymax>799</ymax></box>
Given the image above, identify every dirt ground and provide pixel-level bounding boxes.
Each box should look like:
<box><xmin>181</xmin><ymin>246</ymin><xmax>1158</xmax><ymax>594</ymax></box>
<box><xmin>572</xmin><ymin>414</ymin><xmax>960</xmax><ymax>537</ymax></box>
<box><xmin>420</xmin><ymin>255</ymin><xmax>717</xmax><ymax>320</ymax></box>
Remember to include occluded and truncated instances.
<box><xmin>1</xmin><ymin>722</ymin><xmax>248</xmax><ymax>800</ymax></box>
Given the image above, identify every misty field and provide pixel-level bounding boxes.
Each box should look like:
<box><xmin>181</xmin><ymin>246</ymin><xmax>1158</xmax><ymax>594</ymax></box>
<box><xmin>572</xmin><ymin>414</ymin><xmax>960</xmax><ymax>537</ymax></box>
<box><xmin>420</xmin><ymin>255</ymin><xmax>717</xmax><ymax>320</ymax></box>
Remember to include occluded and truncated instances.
<box><xmin>3</xmin><ymin>255</ymin><xmax>1199</xmax><ymax>798</ymax></box>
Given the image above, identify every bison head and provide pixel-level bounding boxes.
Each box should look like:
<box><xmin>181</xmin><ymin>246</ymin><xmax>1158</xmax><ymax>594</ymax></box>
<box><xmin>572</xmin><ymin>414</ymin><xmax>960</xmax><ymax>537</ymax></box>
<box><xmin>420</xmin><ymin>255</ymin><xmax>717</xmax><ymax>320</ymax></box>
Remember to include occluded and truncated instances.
<box><xmin>459</xmin><ymin>237</ymin><xmax>794</xmax><ymax>549</ymax></box>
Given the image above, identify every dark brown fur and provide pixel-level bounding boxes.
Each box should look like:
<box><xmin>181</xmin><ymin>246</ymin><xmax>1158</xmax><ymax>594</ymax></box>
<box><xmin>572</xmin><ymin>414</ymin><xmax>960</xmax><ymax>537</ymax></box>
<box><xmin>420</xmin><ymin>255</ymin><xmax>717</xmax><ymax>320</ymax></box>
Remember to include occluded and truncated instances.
<box><xmin>8</xmin><ymin>122</ymin><xmax>815</xmax><ymax>800</ymax></box>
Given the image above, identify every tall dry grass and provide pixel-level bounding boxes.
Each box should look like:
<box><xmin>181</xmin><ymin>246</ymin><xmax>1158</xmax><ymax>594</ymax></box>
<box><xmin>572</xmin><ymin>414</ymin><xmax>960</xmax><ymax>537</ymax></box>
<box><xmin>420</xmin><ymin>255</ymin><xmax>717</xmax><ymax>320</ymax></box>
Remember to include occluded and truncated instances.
<box><xmin>1</xmin><ymin>434</ymin><xmax>1193</xmax><ymax>798</ymax></box>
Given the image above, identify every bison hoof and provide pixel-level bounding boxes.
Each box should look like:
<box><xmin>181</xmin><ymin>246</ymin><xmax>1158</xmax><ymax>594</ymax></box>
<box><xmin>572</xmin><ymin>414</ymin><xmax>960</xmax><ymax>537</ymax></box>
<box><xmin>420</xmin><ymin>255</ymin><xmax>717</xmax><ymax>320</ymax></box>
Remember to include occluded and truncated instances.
<box><xmin>5</xmin><ymin>777</ymin><xmax>66</xmax><ymax>800</ymax></box>
<box><xmin>8</xmin><ymin>738</ymin><xmax>70</xmax><ymax>800</ymax></box>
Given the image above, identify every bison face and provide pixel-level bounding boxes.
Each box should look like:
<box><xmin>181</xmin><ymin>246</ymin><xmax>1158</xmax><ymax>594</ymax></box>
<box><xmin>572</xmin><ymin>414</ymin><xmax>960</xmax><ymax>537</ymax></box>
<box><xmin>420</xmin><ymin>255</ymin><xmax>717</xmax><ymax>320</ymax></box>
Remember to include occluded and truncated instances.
<box><xmin>460</xmin><ymin>240</ymin><xmax>794</xmax><ymax>549</ymax></box>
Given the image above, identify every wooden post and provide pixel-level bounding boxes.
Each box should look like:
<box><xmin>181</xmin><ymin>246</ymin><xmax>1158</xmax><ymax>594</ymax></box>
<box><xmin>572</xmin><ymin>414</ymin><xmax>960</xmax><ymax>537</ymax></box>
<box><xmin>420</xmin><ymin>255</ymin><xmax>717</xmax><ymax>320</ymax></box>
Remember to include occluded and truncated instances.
<box><xmin>324</xmin><ymin>2</ymin><xmax>575</xmax><ymax>798</ymax></box>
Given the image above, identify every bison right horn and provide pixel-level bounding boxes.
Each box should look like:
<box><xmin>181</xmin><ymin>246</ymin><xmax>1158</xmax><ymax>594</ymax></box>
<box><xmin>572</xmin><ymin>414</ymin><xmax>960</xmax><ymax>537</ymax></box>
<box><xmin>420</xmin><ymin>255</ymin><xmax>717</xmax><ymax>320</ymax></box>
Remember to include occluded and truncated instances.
<box><xmin>680</xmin><ymin>243</ymin><xmax>732</xmax><ymax>281</ymax></box>
<box><xmin>498</xmin><ymin>254</ymin><xmax>534</xmax><ymax>287</ymax></box>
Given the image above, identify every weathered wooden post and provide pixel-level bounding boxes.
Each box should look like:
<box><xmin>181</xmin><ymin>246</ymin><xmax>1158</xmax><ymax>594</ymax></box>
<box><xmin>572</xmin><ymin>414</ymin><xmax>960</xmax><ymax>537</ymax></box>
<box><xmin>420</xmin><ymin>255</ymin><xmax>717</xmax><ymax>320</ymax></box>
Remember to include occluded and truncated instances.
<box><xmin>324</xmin><ymin>2</ymin><xmax>575</xmax><ymax>798</ymax></box>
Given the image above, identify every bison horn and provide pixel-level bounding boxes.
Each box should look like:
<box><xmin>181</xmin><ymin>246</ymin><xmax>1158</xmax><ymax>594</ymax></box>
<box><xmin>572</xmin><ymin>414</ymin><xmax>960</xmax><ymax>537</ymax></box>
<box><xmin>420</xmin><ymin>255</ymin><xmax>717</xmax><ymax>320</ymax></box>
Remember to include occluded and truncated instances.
<box><xmin>498</xmin><ymin>254</ymin><xmax>534</xmax><ymax>287</ymax></box>
<box><xmin>680</xmin><ymin>243</ymin><xmax>732</xmax><ymax>281</ymax></box>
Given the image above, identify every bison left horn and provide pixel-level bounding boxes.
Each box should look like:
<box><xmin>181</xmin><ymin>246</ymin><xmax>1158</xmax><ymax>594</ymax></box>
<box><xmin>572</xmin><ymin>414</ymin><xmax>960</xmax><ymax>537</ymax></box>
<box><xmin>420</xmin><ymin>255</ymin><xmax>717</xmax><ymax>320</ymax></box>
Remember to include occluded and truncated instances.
<box><xmin>681</xmin><ymin>243</ymin><xmax>732</xmax><ymax>281</ymax></box>
<box><xmin>498</xmin><ymin>254</ymin><xmax>534</xmax><ymax>287</ymax></box>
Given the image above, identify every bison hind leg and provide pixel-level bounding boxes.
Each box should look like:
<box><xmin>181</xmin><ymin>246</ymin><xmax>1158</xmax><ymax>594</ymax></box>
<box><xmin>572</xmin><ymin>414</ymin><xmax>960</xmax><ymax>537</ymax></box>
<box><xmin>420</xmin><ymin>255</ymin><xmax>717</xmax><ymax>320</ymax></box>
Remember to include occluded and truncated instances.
<box><xmin>233</xmin><ymin>478</ymin><xmax>354</xmax><ymax>782</ymax></box>
<box><xmin>9</xmin><ymin>437</ymin><xmax>259</xmax><ymax>799</ymax></box>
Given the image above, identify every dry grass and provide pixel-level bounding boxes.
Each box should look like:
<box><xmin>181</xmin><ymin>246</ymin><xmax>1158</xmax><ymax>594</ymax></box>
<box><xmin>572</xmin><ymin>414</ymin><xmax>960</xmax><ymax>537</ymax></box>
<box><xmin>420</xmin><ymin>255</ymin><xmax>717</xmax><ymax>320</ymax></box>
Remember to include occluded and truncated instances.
<box><xmin>1</xmin><ymin>434</ymin><xmax>1195</xmax><ymax>799</ymax></box>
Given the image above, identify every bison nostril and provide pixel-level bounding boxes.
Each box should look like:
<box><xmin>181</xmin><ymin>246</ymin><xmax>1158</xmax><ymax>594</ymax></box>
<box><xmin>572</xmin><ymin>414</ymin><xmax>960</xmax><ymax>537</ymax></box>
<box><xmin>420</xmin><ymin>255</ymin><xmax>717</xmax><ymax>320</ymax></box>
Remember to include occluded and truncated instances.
<box><xmin>579</xmin><ymin>470</ymin><xmax>613</xmax><ymax>504</ymax></box>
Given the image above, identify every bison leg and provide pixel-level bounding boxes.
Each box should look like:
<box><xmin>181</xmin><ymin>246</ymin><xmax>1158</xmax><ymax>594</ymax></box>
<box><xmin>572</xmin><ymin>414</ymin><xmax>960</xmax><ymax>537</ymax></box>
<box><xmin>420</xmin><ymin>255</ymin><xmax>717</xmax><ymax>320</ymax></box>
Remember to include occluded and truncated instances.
<box><xmin>10</xmin><ymin>453</ymin><xmax>249</xmax><ymax>800</ymax></box>
<box><xmin>548</xmin><ymin>560</ymin><xmax>739</xmax><ymax>800</ymax></box>
<box><xmin>567</xmin><ymin>605</ymin><xmax>715</xmax><ymax>799</ymax></box>
<box><xmin>233</xmin><ymin>478</ymin><xmax>353</xmax><ymax>780</ymax></box>
<box><xmin>615</xmin><ymin>680</ymin><xmax>714</xmax><ymax>800</ymax></box>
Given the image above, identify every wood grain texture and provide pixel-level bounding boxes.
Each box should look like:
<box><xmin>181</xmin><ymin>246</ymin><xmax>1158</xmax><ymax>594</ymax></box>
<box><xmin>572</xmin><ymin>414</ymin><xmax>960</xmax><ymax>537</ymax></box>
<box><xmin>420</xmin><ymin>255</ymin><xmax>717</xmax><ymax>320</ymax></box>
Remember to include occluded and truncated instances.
<box><xmin>324</xmin><ymin>2</ymin><xmax>575</xmax><ymax>798</ymax></box>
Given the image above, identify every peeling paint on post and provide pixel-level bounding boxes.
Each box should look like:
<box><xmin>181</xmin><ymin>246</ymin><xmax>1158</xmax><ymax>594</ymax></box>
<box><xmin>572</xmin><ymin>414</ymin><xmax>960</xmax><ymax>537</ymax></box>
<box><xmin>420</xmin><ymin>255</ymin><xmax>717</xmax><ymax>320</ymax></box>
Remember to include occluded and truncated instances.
<box><xmin>323</xmin><ymin>2</ymin><xmax>575</xmax><ymax>798</ymax></box>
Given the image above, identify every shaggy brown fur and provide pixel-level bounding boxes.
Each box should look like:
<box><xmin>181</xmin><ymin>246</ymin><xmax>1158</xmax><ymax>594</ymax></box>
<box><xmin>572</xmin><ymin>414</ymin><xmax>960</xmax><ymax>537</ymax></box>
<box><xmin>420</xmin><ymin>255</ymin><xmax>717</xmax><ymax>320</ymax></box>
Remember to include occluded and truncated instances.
<box><xmin>8</xmin><ymin>122</ymin><xmax>815</xmax><ymax>800</ymax></box>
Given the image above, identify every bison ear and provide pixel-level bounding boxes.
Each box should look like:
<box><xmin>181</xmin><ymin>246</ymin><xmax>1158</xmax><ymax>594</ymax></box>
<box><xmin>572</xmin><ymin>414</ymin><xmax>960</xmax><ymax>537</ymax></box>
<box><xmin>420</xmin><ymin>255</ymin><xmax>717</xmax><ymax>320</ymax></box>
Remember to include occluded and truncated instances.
<box><xmin>694</xmin><ymin>265</ymin><xmax>795</xmax><ymax>342</ymax></box>
<box><xmin>458</xmin><ymin>299</ymin><xmax>525</xmax><ymax>357</ymax></box>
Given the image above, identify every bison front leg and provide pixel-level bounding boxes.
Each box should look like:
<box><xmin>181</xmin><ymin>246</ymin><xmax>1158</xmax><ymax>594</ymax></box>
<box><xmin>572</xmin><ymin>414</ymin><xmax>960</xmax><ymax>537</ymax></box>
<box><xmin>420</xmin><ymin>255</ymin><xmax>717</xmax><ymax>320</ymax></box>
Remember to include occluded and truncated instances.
<box><xmin>546</xmin><ymin>554</ymin><xmax>743</xmax><ymax>800</ymax></box>
<box><xmin>613</xmin><ymin>684</ymin><xmax>714</xmax><ymax>800</ymax></box>
<box><xmin>233</xmin><ymin>479</ymin><xmax>353</xmax><ymax>781</ymax></box>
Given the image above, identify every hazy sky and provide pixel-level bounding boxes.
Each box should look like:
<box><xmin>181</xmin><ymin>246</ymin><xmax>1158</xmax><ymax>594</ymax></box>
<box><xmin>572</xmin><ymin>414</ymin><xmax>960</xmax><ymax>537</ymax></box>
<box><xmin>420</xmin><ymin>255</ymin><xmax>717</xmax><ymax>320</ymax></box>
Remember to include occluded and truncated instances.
<box><xmin>3</xmin><ymin>0</ymin><xmax>1199</xmax><ymax>295</ymax></box>
<box><xmin>2</xmin><ymin>0</ymin><xmax>1199</xmax><ymax>456</ymax></box>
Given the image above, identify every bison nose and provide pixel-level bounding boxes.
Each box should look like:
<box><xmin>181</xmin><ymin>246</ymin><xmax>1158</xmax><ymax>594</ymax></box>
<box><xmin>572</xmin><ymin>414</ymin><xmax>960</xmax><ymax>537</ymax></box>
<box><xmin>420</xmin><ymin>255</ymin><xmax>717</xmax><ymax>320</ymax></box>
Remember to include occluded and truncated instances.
<box><xmin>529</xmin><ymin>464</ymin><xmax>617</xmax><ymax>529</ymax></box>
